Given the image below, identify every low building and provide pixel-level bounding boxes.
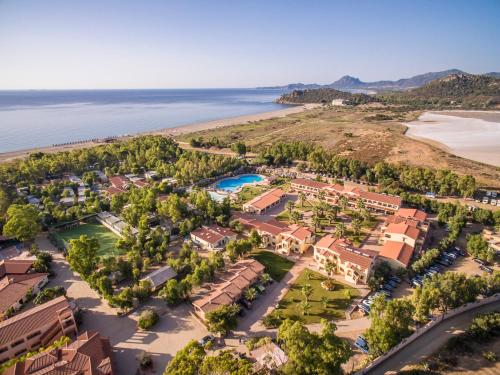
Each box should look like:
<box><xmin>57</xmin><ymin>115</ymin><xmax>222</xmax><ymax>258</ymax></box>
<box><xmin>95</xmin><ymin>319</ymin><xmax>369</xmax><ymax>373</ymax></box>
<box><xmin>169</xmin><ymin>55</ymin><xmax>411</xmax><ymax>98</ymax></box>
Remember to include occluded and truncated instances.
<box><xmin>314</xmin><ymin>235</ymin><xmax>376</xmax><ymax>284</ymax></box>
<box><xmin>379</xmin><ymin>240</ymin><xmax>415</xmax><ymax>269</ymax></box>
<box><xmin>0</xmin><ymin>260</ymin><xmax>49</xmax><ymax>316</ymax></box>
<box><xmin>382</xmin><ymin>222</ymin><xmax>420</xmax><ymax>248</ymax></box>
<box><xmin>276</xmin><ymin>225</ymin><xmax>315</xmax><ymax>255</ymax></box>
<box><xmin>191</xmin><ymin>259</ymin><xmax>264</xmax><ymax>320</ymax></box>
<box><xmin>0</xmin><ymin>296</ymin><xmax>77</xmax><ymax>363</ymax></box>
<box><xmin>232</xmin><ymin>213</ymin><xmax>289</xmax><ymax>249</ymax></box>
<box><xmin>109</xmin><ymin>176</ymin><xmax>129</xmax><ymax>190</ymax></box>
<box><xmin>97</xmin><ymin>211</ymin><xmax>138</xmax><ymax>237</ymax></box>
<box><xmin>140</xmin><ymin>265</ymin><xmax>177</xmax><ymax>291</ymax></box>
<box><xmin>190</xmin><ymin>225</ymin><xmax>237</xmax><ymax>251</ymax></box>
<box><xmin>4</xmin><ymin>331</ymin><xmax>115</xmax><ymax>375</ymax></box>
<box><xmin>251</xmin><ymin>342</ymin><xmax>288</xmax><ymax>370</ymax></box>
<box><xmin>242</xmin><ymin>188</ymin><xmax>286</xmax><ymax>214</ymax></box>
<box><xmin>483</xmin><ymin>228</ymin><xmax>500</xmax><ymax>253</ymax></box>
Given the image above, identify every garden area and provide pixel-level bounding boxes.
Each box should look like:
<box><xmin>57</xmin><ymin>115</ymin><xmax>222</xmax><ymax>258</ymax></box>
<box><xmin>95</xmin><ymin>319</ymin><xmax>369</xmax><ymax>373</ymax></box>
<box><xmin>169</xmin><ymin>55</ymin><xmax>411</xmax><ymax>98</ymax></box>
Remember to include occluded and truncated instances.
<box><xmin>53</xmin><ymin>222</ymin><xmax>123</xmax><ymax>258</ymax></box>
<box><xmin>274</xmin><ymin>270</ymin><xmax>359</xmax><ymax>324</ymax></box>
<box><xmin>251</xmin><ymin>250</ymin><xmax>294</xmax><ymax>281</ymax></box>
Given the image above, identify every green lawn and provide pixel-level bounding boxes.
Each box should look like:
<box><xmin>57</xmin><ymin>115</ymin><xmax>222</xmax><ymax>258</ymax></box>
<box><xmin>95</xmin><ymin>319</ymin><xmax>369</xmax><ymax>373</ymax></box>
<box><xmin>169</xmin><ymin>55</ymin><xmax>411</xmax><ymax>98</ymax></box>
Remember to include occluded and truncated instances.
<box><xmin>54</xmin><ymin>223</ymin><xmax>123</xmax><ymax>258</ymax></box>
<box><xmin>251</xmin><ymin>250</ymin><xmax>294</xmax><ymax>282</ymax></box>
<box><xmin>275</xmin><ymin>270</ymin><xmax>359</xmax><ymax>324</ymax></box>
<box><xmin>237</xmin><ymin>185</ymin><xmax>268</xmax><ymax>203</ymax></box>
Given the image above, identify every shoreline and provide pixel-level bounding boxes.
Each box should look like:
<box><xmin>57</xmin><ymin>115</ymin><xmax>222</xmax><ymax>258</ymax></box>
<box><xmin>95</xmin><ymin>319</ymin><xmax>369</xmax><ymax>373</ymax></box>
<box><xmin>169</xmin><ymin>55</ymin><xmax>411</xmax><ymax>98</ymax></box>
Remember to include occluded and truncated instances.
<box><xmin>0</xmin><ymin>103</ymin><xmax>320</xmax><ymax>163</ymax></box>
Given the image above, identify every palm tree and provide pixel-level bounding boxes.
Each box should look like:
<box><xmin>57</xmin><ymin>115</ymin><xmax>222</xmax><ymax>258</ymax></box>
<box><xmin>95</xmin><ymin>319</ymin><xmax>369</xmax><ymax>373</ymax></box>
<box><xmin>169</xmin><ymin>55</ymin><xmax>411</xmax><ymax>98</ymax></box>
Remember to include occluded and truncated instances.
<box><xmin>356</xmin><ymin>199</ymin><xmax>365</xmax><ymax>210</ymax></box>
<box><xmin>335</xmin><ymin>223</ymin><xmax>347</xmax><ymax>238</ymax></box>
<box><xmin>325</xmin><ymin>260</ymin><xmax>335</xmax><ymax>277</ymax></box>
<box><xmin>301</xmin><ymin>301</ymin><xmax>312</xmax><ymax>316</ymax></box>
<box><xmin>326</xmin><ymin>205</ymin><xmax>339</xmax><ymax>225</ymax></box>
<box><xmin>301</xmin><ymin>283</ymin><xmax>313</xmax><ymax>303</ymax></box>
<box><xmin>321</xmin><ymin>296</ymin><xmax>329</xmax><ymax>309</ymax></box>
<box><xmin>318</xmin><ymin>190</ymin><xmax>326</xmax><ymax>203</ymax></box>
<box><xmin>291</xmin><ymin>210</ymin><xmax>301</xmax><ymax>224</ymax></box>
<box><xmin>298</xmin><ymin>192</ymin><xmax>306</xmax><ymax>208</ymax></box>
<box><xmin>244</xmin><ymin>287</ymin><xmax>258</xmax><ymax>302</ymax></box>
<box><xmin>338</xmin><ymin>196</ymin><xmax>348</xmax><ymax>211</ymax></box>
<box><xmin>352</xmin><ymin>218</ymin><xmax>362</xmax><ymax>236</ymax></box>
<box><xmin>260</xmin><ymin>273</ymin><xmax>272</xmax><ymax>285</ymax></box>
<box><xmin>285</xmin><ymin>200</ymin><xmax>294</xmax><ymax>216</ymax></box>
<box><xmin>312</xmin><ymin>214</ymin><xmax>322</xmax><ymax>233</ymax></box>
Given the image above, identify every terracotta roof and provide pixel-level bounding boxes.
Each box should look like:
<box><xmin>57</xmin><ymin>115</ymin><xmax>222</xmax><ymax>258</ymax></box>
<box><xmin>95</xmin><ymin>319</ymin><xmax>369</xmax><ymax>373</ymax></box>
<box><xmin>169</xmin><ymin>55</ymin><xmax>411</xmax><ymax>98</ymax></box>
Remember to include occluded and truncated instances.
<box><xmin>315</xmin><ymin>235</ymin><xmax>375</xmax><ymax>270</ymax></box>
<box><xmin>192</xmin><ymin>259</ymin><xmax>264</xmax><ymax>314</ymax></box>
<box><xmin>385</xmin><ymin>222</ymin><xmax>420</xmax><ymax>240</ymax></box>
<box><xmin>109</xmin><ymin>176</ymin><xmax>129</xmax><ymax>189</ymax></box>
<box><xmin>283</xmin><ymin>225</ymin><xmax>313</xmax><ymax>242</ymax></box>
<box><xmin>0</xmin><ymin>273</ymin><xmax>48</xmax><ymax>313</ymax></box>
<box><xmin>396</xmin><ymin>208</ymin><xmax>427</xmax><ymax>222</ymax></box>
<box><xmin>232</xmin><ymin>213</ymin><xmax>289</xmax><ymax>236</ymax></box>
<box><xmin>380</xmin><ymin>241</ymin><xmax>415</xmax><ymax>267</ymax></box>
<box><xmin>191</xmin><ymin>225</ymin><xmax>235</xmax><ymax>246</ymax></box>
<box><xmin>6</xmin><ymin>331</ymin><xmax>115</xmax><ymax>375</ymax></box>
<box><xmin>384</xmin><ymin>215</ymin><xmax>419</xmax><ymax>227</ymax></box>
<box><xmin>105</xmin><ymin>186</ymin><xmax>126</xmax><ymax>196</ymax></box>
<box><xmin>0</xmin><ymin>260</ymin><xmax>34</xmax><ymax>278</ymax></box>
<box><xmin>244</xmin><ymin>188</ymin><xmax>285</xmax><ymax>210</ymax></box>
<box><xmin>352</xmin><ymin>188</ymin><xmax>402</xmax><ymax>207</ymax></box>
<box><xmin>0</xmin><ymin>296</ymin><xmax>71</xmax><ymax>346</ymax></box>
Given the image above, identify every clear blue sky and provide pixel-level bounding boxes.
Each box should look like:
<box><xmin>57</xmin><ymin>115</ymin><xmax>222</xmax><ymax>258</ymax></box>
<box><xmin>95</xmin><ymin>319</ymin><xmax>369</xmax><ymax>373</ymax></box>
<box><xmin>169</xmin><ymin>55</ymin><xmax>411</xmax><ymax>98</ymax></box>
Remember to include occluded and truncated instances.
<box><xmin>0</xmin><ymin>0</ymin><xmax>499</xmax><ymax>89</ymax></box>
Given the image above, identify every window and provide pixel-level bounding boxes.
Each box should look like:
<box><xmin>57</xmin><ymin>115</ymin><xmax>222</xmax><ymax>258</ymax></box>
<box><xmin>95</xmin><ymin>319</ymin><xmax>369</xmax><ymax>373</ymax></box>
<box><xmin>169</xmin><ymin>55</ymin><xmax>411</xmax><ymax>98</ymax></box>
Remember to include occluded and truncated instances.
<box><xmin>14</xmin><ymin>349</ymin><xmax>27</xmax><ymax>357</ymax></box>
<box><xmin>27</xmin><ymin>331</ymin><xmax>41</xmax><ymax>340</ymax></box>
<box><xmin>0</xmin><ymin>347</ymin><xmax>7</xmax><ymax>354</ymax></box>
<box><xmin>11</xmin><ymin>339</ymin><xmax>24</xmax><ymax>348</ymax></box>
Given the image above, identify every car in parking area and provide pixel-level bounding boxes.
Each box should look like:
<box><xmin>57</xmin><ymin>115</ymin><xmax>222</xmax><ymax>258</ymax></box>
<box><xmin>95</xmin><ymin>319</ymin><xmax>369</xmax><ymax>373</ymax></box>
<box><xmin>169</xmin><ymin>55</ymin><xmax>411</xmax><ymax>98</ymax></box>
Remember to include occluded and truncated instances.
<box><xmin>355</xmin><ymin>336</ymin><xmax>370</xmax><ymax>354</ymax></box>
<box><xmin>480</xmin><ymin>265</ymin><xmax>493</xmax><ymax>274</ymax></box>
<box><xmin>198</xmin><ymin>334</ymin><xmax>215</xmax><ymax>346</ymax></box>
<box><xmin>389</xmin><ymin>276</ymin><xmax>401</xmax><ymax>284</ymax></box>
<box><xmin>473</xmin><ymin>258</ymin><xmax>485</xmax><ymax>265</ymax></box>
<box><xmin>358</xmin><ymin>304</ymin><xmax>370</xmax><ymax>315</ymax></box>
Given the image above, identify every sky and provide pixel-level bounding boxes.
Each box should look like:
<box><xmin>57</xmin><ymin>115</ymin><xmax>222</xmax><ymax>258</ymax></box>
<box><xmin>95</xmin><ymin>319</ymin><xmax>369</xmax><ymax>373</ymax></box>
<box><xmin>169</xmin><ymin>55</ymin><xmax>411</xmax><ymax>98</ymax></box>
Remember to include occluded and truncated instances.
<box><xmin>0</xmin><ymin>0</ymin><xmax>499</xmax><ymax>89</ymax></box>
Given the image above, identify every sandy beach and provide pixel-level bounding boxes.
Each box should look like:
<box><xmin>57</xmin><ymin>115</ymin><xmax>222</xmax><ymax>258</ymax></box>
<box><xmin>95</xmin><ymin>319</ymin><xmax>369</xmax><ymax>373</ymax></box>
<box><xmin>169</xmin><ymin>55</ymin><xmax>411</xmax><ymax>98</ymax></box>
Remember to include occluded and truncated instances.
<box><xmin>404</xmin><ymin>111</ymin><xmax>500</xmax><ymax>167</ymax></box>
<box><xmin>0</xmin><ymin>103</ymin><xmax>319</xmax><ymax>163</ymax></box>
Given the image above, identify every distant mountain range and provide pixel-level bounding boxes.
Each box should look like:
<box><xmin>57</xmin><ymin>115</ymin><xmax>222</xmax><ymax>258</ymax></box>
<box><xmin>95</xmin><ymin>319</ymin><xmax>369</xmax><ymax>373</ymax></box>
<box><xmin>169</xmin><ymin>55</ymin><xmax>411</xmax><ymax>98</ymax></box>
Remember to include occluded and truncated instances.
<box><xmin>259</xmin><ymin>69</ymin><xmax>500</xmax><ymax>92</ymax></box>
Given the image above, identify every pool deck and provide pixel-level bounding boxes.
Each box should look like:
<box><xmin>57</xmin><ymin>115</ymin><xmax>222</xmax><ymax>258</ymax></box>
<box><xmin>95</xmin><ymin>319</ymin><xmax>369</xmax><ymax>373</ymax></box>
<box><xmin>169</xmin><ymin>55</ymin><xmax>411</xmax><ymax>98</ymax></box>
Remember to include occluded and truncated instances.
<box><xmin>211</xmin><ymin>173</ymin><xmax>268</xmax><ymax>195</ymax></box>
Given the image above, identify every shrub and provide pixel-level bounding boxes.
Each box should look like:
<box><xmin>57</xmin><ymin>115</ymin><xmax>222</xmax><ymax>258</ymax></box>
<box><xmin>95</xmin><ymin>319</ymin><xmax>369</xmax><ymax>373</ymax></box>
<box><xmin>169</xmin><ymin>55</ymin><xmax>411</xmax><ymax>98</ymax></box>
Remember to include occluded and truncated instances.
<box><xmin>138</xmin><ymin>309</ymin><xmax>159</xmax><ymax>330</ymax></box>
<box><xmin>138</xmin><ymin>351</ymin><xmax>153</xmax><ymax>369</ymax></box>
<box><xmin>262</xmin><ymin>311</ymin><xmax>283</xmax><ymax>329</ymax></box>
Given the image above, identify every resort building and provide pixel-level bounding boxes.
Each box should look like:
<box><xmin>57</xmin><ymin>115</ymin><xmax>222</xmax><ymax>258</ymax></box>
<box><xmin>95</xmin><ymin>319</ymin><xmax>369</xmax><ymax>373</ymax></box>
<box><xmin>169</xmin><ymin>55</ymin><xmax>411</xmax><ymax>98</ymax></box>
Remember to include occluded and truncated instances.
<box><xmin>291</xmin><ymin>177</ymin><xmax>402</xmax><ymax>213</ymax></box>
<box><xmin>0</xmin><ymin>259</ymin><xmax>49</xmax><ymax>316</ymax></box>
<box><xmin>4</xmin><ymin>331</ymin><xmax>115</xmax><ymax>375</ymax></box>
<box><xmin>313</xmin><ymin>235</ymin><xmax>376</xmax><ymax>285</ymax></box>
<box><xmin>140</xmin><ymin>265</ymin><xmax>177</xmax><ymax>291</ymax></box>
<box><xmin>242</xmin><ymin>188</ymin><xmax>286</xmax><ymax>214</ymax></box>
<box><xmin>0</xmin><ymin>296</ymin><xmax>77</xmax><ymax>364</ymax></box>
<box><xmin>251</xmin><ymin>342</ymin><xmax>288</xmax><ymax>371</ymax></box>
<box><xmin>97</xmin><ymin>211</ymin><xmax>139</xmax><ymax>237</ymax></box>
<box><xmin>190</xmin><ymin>224</ymin><xmax>237</xmax><ymax>251</ymax></box>
<box><xmin>191</xmin><ymin>259</ymin><xmax>265</xmax><ymax>320</ymax></box>
<box><xmin>232</xmin><ymin>213</ymin><xmax>290</xmax><ymax>249</ymax></box>
<box><xmin>482</xmin><ymin>228</ymin><xmax>500</xmax><ymax>253</ymax></box>
<box><xmin>276</xmin><ymin>225</ymin><xmax>315</xmax><ymax>255</ymax></box>
<box><xmin>379</xmin><ymin>241</ymin><xmax>415</xmax><ymax>269</ymax></box>
<box><xmin>381</xmin><ymin>222</ymin><xmax>420</xmax><ymax>248</ymax></box>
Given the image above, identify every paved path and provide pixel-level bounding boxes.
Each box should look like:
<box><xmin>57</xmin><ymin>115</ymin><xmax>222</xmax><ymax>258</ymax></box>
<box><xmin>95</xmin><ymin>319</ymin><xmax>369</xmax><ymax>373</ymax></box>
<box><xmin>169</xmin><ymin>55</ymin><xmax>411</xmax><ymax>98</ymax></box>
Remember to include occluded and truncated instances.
<box><xmin>367</xmin><ymin>300</ymin><xmax>500</xmax><ymax>375</ymax></box>
<box><xmin>36</xmin><ymin>235</ymin><xmax>208</xmax><ymax>375</ymax></box>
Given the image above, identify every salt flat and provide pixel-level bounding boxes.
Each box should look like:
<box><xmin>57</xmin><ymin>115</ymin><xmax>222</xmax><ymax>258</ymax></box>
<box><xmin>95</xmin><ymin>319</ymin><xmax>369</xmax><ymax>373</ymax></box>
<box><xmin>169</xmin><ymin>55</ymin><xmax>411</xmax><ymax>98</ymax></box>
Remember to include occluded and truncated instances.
<box><xmin>404</xmin><ymin>111</ymin><xmax>500</xmax><ymax>167</ymax></box>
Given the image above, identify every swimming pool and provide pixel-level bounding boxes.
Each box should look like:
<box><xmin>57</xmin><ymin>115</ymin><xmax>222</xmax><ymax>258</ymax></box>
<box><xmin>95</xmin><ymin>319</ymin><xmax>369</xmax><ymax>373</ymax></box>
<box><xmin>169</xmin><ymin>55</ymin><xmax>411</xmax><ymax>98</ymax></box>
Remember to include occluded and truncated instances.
<box><xmin>215</xmin><ymin>174</ymin><xmax>264</xmax><ymax>192</ymax></box>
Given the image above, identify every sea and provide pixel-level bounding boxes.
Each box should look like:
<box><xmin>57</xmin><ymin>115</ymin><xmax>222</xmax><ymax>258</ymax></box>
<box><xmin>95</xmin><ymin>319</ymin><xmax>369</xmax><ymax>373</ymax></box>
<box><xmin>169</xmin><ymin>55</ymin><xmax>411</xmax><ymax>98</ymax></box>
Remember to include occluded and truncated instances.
<box><xmin>0</xmin><ymin>89</ymin><xmax>288</xmax><ymax>153</ymax></box>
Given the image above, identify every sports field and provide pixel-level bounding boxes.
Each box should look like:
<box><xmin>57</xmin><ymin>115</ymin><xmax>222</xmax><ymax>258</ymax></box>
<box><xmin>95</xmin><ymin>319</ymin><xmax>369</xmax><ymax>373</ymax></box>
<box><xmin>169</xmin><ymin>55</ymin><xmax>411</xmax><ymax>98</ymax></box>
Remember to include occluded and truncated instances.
<box><xmin>54</xmin><ymin>222</ymin><xmax>123</xmax><ymax>258</ymax></box>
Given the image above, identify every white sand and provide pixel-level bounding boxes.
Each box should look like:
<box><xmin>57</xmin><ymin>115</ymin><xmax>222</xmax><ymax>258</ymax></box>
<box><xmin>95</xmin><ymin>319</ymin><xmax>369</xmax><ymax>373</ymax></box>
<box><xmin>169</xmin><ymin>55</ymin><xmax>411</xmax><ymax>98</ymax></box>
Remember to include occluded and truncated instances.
<box><xmin>404</xmin><ymin>111</ymin><xmax>500</xmax><ymax>167</ymax></box>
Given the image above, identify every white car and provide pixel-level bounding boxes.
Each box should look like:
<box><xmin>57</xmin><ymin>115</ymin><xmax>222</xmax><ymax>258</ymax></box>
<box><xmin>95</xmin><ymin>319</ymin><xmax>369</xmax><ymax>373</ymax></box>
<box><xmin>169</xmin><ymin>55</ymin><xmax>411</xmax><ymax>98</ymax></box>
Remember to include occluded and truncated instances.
<box><xmin>491</xmin><ymin>199</ymin><xmax>497</xmax><ymax>206</ymax></box>
<box><xmin>482</xmin><ymin>197</ymin><xmax>489</xmax><ymax>204</ymax></box>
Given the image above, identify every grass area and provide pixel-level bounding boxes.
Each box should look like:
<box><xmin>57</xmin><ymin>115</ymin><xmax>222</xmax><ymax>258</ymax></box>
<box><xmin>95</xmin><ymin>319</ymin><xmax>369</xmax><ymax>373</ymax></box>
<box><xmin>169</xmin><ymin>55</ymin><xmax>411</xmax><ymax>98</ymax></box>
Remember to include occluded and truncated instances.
<box><xmin>251</xmin><ymin>250</ymin><xmax>294</xmax><ymax>282</ymax></box>
<box><xmin>54</xmin><ymin>223</ymin><xmax>123</xmax><ymax>258</ymax></box>
<box><xmin>275</xmin><ymin>270</ymin><xmax>359</xmax><ymax>324</ymax></box>
<box><xmin>275</xmin><ymin>210</ymin><xmax>290</xmax><ymax>222</ymax></box>
<box><xmin>237</xmin><ymin>185</ymin><xmax>267</xmax><ymax>203</ymax></box>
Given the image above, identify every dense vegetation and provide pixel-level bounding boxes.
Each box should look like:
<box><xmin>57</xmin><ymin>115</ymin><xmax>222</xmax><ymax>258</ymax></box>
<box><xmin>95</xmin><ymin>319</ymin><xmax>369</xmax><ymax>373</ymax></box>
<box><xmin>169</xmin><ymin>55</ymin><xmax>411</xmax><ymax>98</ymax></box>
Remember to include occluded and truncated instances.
<box><xmin>276</xmin><ymin>88</ymin><xmax>377</xmax><ymax>105</ymax></box>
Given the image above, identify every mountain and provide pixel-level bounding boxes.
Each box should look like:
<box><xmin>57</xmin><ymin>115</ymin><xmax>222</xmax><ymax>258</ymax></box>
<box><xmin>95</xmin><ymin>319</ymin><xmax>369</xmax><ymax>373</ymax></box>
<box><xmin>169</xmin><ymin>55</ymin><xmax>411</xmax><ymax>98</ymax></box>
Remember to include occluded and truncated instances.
<box><xmin>260</xmin><ymin>69</ymin><xmax>493</xmax><ymax>92</ymax></box>
<box><xmin>275</xmin><ymin>88</ymin><xmax>377</xmax><ymax>106</ymax></box>
<box><xmin>485</xmin><ymin>72</ymin><xmax>500</xmax><ymax>78</ymax></box>
<box><xmin>383</xmin><ymin>73</ymin><xmax>500</xmax><ymax>108</ymax></box>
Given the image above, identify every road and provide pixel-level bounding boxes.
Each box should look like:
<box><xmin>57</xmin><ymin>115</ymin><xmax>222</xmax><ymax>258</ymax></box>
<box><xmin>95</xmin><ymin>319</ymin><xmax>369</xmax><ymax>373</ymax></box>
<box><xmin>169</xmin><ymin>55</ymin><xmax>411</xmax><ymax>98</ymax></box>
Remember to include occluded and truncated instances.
<box><xmin>36</xmin><ymin>235</ymin><xmax>208</xmax><ymax>375</ymax></box>
<box><xmin>367</xmin><ymin>300</ymin><xmax>500</xmax><ymax>375</ymax></box>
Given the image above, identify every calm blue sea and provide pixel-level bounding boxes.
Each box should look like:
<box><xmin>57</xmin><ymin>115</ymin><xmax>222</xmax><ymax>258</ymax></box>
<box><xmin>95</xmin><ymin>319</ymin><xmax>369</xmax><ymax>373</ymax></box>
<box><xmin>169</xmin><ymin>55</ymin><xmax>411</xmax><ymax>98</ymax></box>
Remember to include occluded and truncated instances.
<box><xmin>0</xmin><ymin>89</ymin><xmax>287</xmax><ymax>153</ymax></box>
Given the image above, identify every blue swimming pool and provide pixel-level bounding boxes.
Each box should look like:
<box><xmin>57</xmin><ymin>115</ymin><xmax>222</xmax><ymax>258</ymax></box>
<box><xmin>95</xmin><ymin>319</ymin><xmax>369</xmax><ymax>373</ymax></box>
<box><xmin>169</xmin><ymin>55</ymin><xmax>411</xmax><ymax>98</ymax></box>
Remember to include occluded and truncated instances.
<box><xmin>215</xmin><ymin>174</ymin><xmax>264</xmax><ymax>192</ymax></box>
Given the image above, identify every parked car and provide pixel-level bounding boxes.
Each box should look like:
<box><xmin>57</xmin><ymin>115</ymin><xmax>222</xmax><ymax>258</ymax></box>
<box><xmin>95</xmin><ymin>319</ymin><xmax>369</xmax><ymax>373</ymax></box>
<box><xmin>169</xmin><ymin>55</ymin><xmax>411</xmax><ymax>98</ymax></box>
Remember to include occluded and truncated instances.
<box><xmin>382</xmin><ymin>283</ymin><xmax>395</xmax><ymax>291</ymax></box>
<box><xmin>358</xmin><ymin>304</ymin><xmax>370</xmax><ymax>314</ymax></box>
<box><xmin>198</xmin><ymin>335</ymin><xmax>215</xmax><ymax>346</ymax></box>
<box><xmin>355</xmin><ymin>336</ymin><xmax>370</xmax><ymax>354</ymax></box>
<box><xmin>473</xmin><ymin>258</ymin><xmax>485</xmax><ymax>265</ymax></box>
<box><xmin>387</xmin><ymin>280</ymin><xmax>398</xmax><ymax>288</ymax></box>
<box><xmin>480</xmin><ymin>265</ymin><xmax>493</xmax><ymax>274</ymax></box>
<box><xmin>389</xmin><ymin>276</ymin><xmax>401</xmax><ymax>284</ymax></box>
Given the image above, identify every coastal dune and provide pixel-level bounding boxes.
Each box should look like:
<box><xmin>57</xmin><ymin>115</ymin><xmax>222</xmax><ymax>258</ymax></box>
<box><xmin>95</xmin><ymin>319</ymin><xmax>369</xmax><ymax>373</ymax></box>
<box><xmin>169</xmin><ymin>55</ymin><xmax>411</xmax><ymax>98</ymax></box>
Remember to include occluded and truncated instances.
<box><xmin>404</xmin><ymin>111</ymin><xmax>500</xmax><ymax>167</ymax></box>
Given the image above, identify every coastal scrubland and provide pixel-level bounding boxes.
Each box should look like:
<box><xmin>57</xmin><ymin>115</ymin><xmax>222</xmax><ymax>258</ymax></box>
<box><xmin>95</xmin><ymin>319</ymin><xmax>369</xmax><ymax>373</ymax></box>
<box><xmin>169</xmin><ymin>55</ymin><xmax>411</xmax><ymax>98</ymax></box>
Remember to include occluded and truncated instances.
<box><xmin>177</xmin><ymin>105</ymin><xmax>500</xmax><ymax>188</ymax></box>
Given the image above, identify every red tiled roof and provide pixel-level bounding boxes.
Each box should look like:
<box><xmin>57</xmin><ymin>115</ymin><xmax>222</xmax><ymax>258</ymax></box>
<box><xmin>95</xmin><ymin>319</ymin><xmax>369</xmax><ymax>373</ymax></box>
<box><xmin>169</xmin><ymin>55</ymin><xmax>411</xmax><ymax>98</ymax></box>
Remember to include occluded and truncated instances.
<box><xmin>352</xmin><ymin>188</ymin><xmax>402</xmax><ymax>207</ymax></box>
<box><xmin>0</xmin><ymin>296</ymin><xmax>71</xmax><ymax>346</ymax></box>
<box><xmin>245</xmin><ymin>188</ymin><xmax>285</xmax><ymax>210</ymax></box>
<box><xmin>0</xmin><ymin>273</ymin><xmax>48</xmax><ymax>313</ymax></box>
<box><xmin>315</xmin><ymin>235</ymin><xmax>375</xmax><ymax>270</ymax></box>
<box><xmin>396</xmin><ymin>208</ymin><xmax>427</xmax><ymax>222</ymax></box>
<box><xmin>385</xmin><ymin>222</ymin><xmax>420</xmax><ymax>240</ymax></box>
<box><xmin>232</xmin><ymin>213</ymin><xmax>289</xmax><ymax>236</ymax></box>
<box><xmin>105</xmin><ymin>186</ymin><xmax>126</xmax><ymax>196</ymax></box>
<box><xmin>291</xmin><ymin>178</ymin><xmax>331</xmax><ymax>190</ymax></box>
<box><xmin>191</xmin><ymin>225</ymin><xmax>236</xmax><ymax>246</ymax></box>
<box><xmin>109</xmin><ymin>176</ymin><xmax>128</xmax><ymax>189</ymax></box>
<box><xmin>284</xmin><ymin>225</ymin><xmax>313</xmax><ymax>242</ymax></box>
<box><xmin>7</xmin><ymin>331</ymin><xmax>115</xmax><ymax>375</ymax></box>
<box><xmin>380</xmin><ymin>241</ymin><xmax>415</xmax><ymax>267</ymax></box>
<box><xmin>0</xmin><ymin>260</ymin><xmax>33</xmax><ymax>278</ymax></box>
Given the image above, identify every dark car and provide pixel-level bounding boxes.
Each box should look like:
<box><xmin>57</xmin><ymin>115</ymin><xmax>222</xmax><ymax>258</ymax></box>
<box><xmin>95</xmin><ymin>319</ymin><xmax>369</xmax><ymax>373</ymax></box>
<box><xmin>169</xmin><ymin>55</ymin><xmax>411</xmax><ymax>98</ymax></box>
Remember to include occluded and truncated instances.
<box><xmin>473</xmin><ymin>258</ymin><xmax>485</xmax><ymax>265</ymax></box>
<box><xmin>389</xmin><ymin>276</ymin><xmax>402</xmax><ymax>284</ymax></box>
<box><xmin>198</xmin><ymin>335</ymin><xmax>215</xmax><ymax>346</ymax></box>
<box><xmin>480</xmin><ymin>265</ymin><xmax>493</xmax><ymax>274</ymax></box>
